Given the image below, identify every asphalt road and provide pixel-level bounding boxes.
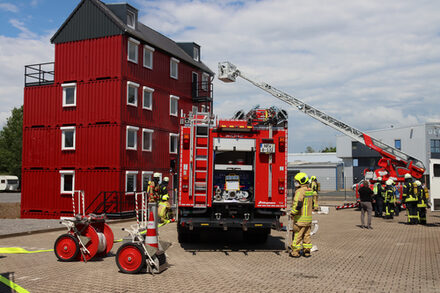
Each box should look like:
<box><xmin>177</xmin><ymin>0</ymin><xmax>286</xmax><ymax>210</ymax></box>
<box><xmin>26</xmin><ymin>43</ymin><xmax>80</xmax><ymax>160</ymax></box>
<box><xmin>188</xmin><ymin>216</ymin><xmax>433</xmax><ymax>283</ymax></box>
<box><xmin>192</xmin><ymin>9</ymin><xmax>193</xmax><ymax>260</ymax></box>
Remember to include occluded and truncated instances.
<box><xmin>0</xmin><ymin>192</ymin><xmax>20</xmax><ymax>203</ymax></box>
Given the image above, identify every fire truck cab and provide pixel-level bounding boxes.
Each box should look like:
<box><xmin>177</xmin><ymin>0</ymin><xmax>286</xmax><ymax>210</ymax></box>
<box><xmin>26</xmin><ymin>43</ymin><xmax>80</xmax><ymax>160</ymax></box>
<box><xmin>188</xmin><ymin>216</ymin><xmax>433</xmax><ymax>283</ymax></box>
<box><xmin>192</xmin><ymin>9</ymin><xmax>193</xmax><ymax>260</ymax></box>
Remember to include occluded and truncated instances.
<box><xmin>177</xmin><ymin>107</ymin><xmax>288</xmax><ymax>242</ymax></box>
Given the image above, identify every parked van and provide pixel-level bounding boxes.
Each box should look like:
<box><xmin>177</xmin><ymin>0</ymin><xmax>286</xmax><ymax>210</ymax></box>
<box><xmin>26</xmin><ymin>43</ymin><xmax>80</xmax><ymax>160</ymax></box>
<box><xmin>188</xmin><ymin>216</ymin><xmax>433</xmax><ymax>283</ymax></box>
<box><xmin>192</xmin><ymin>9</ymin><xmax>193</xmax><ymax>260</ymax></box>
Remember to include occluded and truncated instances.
<box><xmin>0</xmin><ymin>175</ymin><xmax>20</xmax><ymax>191</ymax></box>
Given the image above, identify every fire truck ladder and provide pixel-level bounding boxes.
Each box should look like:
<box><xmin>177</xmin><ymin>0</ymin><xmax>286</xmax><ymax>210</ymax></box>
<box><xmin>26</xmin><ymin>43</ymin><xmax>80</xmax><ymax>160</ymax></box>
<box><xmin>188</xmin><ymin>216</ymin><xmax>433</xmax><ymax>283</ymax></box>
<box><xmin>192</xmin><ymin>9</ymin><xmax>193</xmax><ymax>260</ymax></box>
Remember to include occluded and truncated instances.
<box><xmin>190</xmin><ymin>112</ymin><xmax>213</xmax><ymax>208</ymax></box>
<box><xmin>218</xmin><ymin>61</ymin><xmax>425</xmax><ymax>179</ymax></box>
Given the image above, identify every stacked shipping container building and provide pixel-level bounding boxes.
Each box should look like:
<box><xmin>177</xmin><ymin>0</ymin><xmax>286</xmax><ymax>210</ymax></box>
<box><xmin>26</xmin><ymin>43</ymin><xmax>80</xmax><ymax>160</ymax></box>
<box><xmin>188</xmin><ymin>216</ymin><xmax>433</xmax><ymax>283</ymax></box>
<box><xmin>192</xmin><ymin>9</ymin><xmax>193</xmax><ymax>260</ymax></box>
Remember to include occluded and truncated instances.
<box><xmin>22</xmin><ymin>0</ymin><xmax>214</xmax><ymax>218</ymax></box>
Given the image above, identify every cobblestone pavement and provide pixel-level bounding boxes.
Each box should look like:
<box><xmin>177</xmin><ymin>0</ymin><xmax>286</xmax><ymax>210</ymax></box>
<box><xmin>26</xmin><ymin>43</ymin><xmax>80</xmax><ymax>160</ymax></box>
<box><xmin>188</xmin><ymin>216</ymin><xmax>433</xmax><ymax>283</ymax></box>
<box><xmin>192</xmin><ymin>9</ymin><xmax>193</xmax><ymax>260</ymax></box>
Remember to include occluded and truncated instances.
<box><xmin>0</xmin><ymin>204</ymin><xmax>439</xmax><ymax>293</ymax></box>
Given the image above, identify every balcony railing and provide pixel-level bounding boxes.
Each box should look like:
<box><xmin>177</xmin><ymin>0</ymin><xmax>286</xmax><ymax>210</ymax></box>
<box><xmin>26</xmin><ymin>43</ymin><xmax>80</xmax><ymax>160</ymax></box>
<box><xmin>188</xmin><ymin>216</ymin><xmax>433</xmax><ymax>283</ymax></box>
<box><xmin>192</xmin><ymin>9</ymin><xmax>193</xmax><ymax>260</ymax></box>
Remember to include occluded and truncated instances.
<box><xmin>24</xmin><ymin>62</ymin><xmax>54</xmax><ymax>87</ymax></box>
<box><xmin>192</xmin><ymin>81</ymin><xmax>213</xmax><ymax>103</ymax></box>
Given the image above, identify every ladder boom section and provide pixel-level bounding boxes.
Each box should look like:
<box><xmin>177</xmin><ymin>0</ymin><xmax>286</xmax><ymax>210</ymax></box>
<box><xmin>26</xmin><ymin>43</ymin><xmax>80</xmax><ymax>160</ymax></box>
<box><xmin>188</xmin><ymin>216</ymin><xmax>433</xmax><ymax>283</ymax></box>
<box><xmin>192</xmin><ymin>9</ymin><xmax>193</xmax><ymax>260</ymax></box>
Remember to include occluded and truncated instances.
<box><xmin>218</xmin><ymin>61</ymin><xmax>425</xmax><ymax>174</ymax></box>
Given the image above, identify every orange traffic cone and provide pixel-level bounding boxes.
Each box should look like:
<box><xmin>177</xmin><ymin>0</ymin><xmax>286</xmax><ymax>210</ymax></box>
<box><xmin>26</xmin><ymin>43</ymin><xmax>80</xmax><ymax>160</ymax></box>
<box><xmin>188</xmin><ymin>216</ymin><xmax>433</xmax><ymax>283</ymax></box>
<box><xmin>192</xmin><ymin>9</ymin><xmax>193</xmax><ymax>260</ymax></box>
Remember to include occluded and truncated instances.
<box><xmin>145</xmin><ymin>211</ymin><xmax>158</xmax><ymax>248</ymax></box>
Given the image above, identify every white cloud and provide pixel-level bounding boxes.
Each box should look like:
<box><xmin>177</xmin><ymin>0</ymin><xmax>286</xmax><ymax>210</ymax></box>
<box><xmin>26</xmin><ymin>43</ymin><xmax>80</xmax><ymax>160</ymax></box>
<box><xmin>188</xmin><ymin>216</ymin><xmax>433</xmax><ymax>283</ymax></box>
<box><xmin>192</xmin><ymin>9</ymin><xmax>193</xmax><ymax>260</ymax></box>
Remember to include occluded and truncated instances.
<box><xmin>137</xmin><ymin>0</ymin><xmax>440</xmax><ymax>152</ymax></box>
<box><xmin>9</xmin><ymin>19</ymin><xmax>38</xmax><ymax>39</ymax></box>
<box><xmin>0</xmin><ymin>2</ymin><xmax>18</xmax><ymax>12</ymax></box>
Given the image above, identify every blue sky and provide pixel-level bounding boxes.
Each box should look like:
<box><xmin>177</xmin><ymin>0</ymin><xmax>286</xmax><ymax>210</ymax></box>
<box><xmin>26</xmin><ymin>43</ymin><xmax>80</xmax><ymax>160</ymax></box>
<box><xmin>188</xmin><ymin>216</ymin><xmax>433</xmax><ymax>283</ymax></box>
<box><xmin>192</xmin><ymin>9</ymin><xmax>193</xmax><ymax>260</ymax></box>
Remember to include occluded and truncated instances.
<box><xmin>0</xmin><ymin>0</ymin><xmax>439</xmax><ymax>154</ymax></box>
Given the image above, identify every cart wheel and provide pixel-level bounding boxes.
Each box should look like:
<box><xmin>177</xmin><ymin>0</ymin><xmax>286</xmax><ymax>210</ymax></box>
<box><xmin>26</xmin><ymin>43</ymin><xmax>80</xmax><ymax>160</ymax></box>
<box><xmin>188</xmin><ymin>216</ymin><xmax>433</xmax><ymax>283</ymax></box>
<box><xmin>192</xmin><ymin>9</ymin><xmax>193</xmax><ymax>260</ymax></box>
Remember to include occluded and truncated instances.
<box><xmin>54</xmin><ymin>234</ymin><xmax>80</xmax><ymax>261</ymax></box>
<box><xmin>94</xmin><ymin>223</ymin><xmax>114</xmax><ymax>257</ymax></box>
<box><xmin>116</xmin><ymin>243</ymin><xmax>146</xmax><ymax>274</ymax></box>
<box><xmin>77</xmin><ymin>224</ymin><xmax>99</xmax><ymax>261</ymax></box>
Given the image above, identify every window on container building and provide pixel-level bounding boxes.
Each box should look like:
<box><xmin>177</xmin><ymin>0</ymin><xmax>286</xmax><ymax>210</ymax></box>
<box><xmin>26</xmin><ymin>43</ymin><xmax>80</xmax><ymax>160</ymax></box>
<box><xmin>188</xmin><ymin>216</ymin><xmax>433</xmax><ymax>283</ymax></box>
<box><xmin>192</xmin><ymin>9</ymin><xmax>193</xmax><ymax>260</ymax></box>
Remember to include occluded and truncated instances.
<box><xmin>170</xmin><ymin>133</ymin><xmax>179</xmax><ymax>154</ymax></box>
<box><xmin>202</xmin><ymin>73</ymin><xmax>209</xmax><ymax>91</ymax></box>
<box><xmin>170</xmin><ymin>95</ymin><xmax>179</xmax><ymax>116</ymax></box>
<box><xmin>61</xmin><ymin>126</ymin><xmax>76</xmax><ymax>150</ymax></box>
<box><xmin>193</xmin><ymin>47</ymin><xmax>200</xmax><ymax>62</ymax></box>
<box><xmin>170</xmin><ymin>57</ymin><xmax>179</xmax><ymax>79</ymax></box>
<box><xmin>126</xmin><ymin>171</ymin><xmax>138</xmax><ymax>193</ymax></box>
<box><xmin>143</xmin><ymin>45</ymin><xmax>154</xmax><ymax>69</ymax></box>
<box><xmin>142</xmin><ymin>86</ymin><xmax>154</xmax><ymax>110</ymax></box>
<box><xmin>61</xmin><ymin>83</ymin><xmax>76</xmax><ymax>107</ymax></box>
<box><xmin>126</xmin><ymin>126</ymin><xmax>139</xmax><ymax>150</ymax></box>
<box><xmin>431</xmin><ymin>139</ymin><xmax>440</xmax><ymax>153</ymax></box>
<box><xmin>142</xmin><ymin>171</ymin><xmax>153</xmax><ymax>191</ymax></box>
<box><xmin>394</xmin><ymin>139</ymin><xmax>401</xmax><ymax>150</ymax></box>
<box><xmin>60</xmin><ymin>170</ymin><xmax>75</xmax><ymax>194</ymax></box>
<box><xmin>127</xmin><ymin>81</ymin><xmax>139</xmax><ymax>106</ymax></box>
<box><xmin>127</xmin><ymin>10</ymin><xmax>136</xmax><ymax>29</ymax></box>
<box><xmin>142</xmin><ymin>128</ymin><xmax>153</xmax><ymax>151</ymax></box>
<box><xmin>127</xmin><ymin>38</ymin><xmax>139</xmax><ymax>63</ymax></box>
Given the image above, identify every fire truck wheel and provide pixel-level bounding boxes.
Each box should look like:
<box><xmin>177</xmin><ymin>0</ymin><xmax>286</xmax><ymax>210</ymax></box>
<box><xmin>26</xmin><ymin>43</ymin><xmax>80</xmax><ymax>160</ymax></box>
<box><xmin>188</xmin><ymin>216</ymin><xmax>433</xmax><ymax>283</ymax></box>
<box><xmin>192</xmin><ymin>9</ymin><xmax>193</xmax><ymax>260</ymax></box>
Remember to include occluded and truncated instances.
<box><xmin>116</xmin><ymin>243</ymin><xmax>146</xmax><ymax>274</ymax></box>
<box><xmin>54</xmin><ymin>234</ymin><xmax>80</xmax><ymax>262</ymax></box>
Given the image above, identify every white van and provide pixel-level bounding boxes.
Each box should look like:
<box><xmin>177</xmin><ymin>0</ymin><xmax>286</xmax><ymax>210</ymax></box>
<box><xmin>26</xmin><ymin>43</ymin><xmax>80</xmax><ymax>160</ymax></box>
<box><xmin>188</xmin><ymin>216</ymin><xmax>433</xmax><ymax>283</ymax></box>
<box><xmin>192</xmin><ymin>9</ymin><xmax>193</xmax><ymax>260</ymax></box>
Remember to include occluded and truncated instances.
<box><xmin>0</xmin><ymin>175</ymin><xmax>20</xmax><ymax>191</ymax></box>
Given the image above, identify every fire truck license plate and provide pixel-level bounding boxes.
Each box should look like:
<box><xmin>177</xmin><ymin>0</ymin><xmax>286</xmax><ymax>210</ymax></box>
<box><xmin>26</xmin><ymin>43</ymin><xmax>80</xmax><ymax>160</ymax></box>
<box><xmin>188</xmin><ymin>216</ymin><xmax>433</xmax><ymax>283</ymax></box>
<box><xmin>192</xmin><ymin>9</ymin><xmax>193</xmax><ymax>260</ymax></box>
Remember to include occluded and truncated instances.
<box><xmin>260</xmin><ymin>143</ymin><xmax>275</xmax><ymax>153</ymax></box>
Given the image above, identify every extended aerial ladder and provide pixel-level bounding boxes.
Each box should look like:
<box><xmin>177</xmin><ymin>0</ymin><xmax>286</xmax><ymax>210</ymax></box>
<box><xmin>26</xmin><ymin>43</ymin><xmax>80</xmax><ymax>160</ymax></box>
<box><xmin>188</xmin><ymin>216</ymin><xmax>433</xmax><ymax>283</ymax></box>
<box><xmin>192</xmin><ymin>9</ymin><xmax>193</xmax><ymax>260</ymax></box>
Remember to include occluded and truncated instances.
<box><xmin>218</xmin><ymin>61</ymin><xmax>425</xmax><ymax>181</ymax></box>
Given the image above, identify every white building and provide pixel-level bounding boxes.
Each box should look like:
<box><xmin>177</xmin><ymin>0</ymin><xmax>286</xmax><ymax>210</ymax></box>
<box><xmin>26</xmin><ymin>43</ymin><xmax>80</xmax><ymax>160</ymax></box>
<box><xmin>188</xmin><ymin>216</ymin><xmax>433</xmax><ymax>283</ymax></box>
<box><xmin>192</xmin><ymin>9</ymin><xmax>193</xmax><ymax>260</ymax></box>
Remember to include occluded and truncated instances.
<box><xmin>336</xmin><ymin>122</ymin><xmax>440</xmax><ymax>185</ymax></box>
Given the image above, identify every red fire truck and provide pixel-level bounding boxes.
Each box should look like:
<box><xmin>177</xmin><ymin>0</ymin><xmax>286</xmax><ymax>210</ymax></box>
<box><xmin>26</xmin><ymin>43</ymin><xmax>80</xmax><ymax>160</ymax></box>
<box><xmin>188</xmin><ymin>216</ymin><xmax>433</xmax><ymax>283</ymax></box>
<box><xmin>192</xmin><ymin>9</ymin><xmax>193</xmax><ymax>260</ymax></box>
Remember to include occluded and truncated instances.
<box><xmin>177</xmin><ymin>107</ymin><xmax>288</xmax><ymax>242</ymax></box>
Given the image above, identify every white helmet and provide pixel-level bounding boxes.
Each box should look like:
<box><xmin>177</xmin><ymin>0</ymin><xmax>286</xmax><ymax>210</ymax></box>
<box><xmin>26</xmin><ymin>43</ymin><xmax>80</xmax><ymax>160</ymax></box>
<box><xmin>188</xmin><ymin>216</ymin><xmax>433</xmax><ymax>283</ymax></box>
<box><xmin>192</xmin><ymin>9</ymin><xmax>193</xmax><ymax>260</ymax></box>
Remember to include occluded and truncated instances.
<box><xmin>153</xmin><ymin>172</ymin><xmax>161</xmax><ymax>178</ymax></box>
<box><xmin>404</xmin><ymin>173</ymin><xmax>412</xmax><ymax>179</ymax></box>
<box><xmin>386</xmin><ymin>179</ymin><xmax>393</xmax><ymax>186</ymax></box>
<box><xmin>163</xmin><ymin>177</ymin><xmax>169</xmax><ymax>182</ymax></box>
<box><xmin>414</xmin><ymin>180</ymin><xmax>421</xmax><ymax>186</ymax></box>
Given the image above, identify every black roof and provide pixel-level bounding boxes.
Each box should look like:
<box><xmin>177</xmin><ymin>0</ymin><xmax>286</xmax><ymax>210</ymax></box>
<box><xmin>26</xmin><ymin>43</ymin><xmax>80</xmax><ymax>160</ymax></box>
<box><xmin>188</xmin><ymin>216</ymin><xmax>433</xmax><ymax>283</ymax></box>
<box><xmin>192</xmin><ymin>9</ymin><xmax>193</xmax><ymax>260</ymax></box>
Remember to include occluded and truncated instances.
<box><xmin>51</xmin><ymin>0</ymin><xmax>213</xmax><ymax>75</ymax></box>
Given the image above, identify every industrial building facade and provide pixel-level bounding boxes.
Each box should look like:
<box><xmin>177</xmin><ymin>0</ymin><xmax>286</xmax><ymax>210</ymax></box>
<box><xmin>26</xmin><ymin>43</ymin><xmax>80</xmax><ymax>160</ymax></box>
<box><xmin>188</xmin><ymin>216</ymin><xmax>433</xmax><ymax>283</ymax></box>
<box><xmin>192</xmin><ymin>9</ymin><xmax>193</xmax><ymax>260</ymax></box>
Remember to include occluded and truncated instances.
<box><xmin>22</xmin><ymin>0</ymin><xmax>213</xmax><ymax>218</ymax></box>
<box><xmin>336</xmin><ymin>123</ymin><xmax>440</xmax><ymax>185</ymax></box>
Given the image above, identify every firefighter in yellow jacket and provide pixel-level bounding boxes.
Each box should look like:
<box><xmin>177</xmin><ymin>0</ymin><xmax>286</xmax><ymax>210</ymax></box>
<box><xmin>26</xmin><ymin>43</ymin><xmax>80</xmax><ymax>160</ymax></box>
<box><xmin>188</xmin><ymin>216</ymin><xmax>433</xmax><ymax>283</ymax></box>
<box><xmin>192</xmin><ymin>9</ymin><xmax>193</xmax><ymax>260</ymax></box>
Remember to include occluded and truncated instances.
<box><xmin>310</xmin><ymin>175</ymin><xmax>319</xmax><ymax>211</ymax></box>
<box><xmin>290</xmin><ymin>172</ymin><xmax>314</xmax><ymax>258</ymax></box>
<box><xmin>158</xmin><ymin>177</ymin><xmax>174</xmax><ymax>226</ymax></box>
<box><xmin>147</xmin><ymin>173</ymin><xmax>161</xmax><ymax>203</ymax></box>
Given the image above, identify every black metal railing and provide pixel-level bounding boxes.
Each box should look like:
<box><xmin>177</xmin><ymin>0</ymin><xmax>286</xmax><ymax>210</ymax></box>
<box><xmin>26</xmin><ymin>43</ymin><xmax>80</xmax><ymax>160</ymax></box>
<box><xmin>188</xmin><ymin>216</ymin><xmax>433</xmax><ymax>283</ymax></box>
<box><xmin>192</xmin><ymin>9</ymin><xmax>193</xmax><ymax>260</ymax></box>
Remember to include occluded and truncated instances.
<box><xmin>24</xmin><ymin>62</ymin><xmax>54</xmax><ymax>87</ymax></box>
<box><xmin>86</xmin><ymin>191</ymin><xmax>136</xmax><ymax>218</ymax></box>
<box><xmin>192</xmin><ymin>81</ymin><xmax>213</xmax><ymax>102</ymax></box>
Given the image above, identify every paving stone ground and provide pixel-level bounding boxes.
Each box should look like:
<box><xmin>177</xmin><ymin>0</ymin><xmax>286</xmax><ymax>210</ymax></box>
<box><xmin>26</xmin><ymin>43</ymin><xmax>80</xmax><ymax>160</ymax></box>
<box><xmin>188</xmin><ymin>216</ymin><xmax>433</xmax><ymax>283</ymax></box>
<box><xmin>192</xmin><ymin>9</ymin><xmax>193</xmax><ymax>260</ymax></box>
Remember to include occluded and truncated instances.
<box><xmin>0</xmin><ymin>198</ymin><xmax>439</xmax><ymax>293</ymax></box>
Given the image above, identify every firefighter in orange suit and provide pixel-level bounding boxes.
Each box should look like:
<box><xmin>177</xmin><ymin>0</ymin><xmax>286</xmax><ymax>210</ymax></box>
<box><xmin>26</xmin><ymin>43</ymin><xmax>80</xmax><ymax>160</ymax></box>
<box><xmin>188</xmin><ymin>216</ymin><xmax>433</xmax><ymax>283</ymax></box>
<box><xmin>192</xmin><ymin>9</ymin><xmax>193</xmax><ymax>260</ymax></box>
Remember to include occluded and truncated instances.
<box><xmin>310</xmin><ymin>175</ymin><xmax>319</xmax><ymax>211</ymax></box>
<box><xmin>290</xmin><ymin>172</ymin><xmax>314</xmax><ymax>258</ymax></box>
<box><xmin>147</xmin><ymin>173</ymin><xmax>161</xmax><ymax>203</ymax></box>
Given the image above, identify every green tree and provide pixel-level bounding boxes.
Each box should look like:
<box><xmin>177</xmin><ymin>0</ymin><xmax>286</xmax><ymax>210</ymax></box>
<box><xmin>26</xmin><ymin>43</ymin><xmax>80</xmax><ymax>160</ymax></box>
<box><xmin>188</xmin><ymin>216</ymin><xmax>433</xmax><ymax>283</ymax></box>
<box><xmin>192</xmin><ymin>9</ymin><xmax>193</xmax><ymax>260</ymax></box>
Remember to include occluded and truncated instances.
<box><xmin>305</xmin><ymin>146</ymin><xmax>315</xmax><ymax>153</ymax></box>
<box><xmin>321</xmin><ymin>146</ymin><xmax>336</xmax><ymax>153</ymax></box>
<box><xmin>0</xmin><ymin>106</ymin><xmax>23</xmax><ymax>178</ymax></box>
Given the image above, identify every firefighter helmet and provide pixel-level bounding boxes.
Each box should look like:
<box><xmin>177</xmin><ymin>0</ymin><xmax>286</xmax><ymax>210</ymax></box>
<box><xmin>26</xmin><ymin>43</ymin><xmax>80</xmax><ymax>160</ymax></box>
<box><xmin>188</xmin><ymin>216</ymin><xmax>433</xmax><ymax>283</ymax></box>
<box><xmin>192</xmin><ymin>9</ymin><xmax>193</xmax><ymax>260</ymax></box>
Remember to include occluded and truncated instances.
<box><xmin>161</xmin><ymin>194</ymin><xmax>169</xmax><ymax>201</ymax></box>
<box><xmin>153</xmin><ymin>172</ymin><xmax>161</xmax><ymax>178</ymax></box>
<box><xmin>386</xmin><ymin>179</ymin><xmax>393</xmax><ymax>186</ymax></box>
<box><xmin>294</xmin><ymin>172</ymin><xmax>309</xmax><ymax>185</ymax></box>
<box><xmin>310</xmin><ymin>176</ymin><xmax>316</xmax><ymax>181</ymax></box>
<box><xmin>414</xmin><ymin>180</ymin><xmax>421</xmax><ymax>186</ymax></box>
<box><xmin>404</xmin><ymin>173</ymin><xmax>412</xmax><ymax>179</ymax></box>
<box><xmin>163</xmin><ymin>177</ymin><xmax>169</xmax><ymax>182</ymax></box>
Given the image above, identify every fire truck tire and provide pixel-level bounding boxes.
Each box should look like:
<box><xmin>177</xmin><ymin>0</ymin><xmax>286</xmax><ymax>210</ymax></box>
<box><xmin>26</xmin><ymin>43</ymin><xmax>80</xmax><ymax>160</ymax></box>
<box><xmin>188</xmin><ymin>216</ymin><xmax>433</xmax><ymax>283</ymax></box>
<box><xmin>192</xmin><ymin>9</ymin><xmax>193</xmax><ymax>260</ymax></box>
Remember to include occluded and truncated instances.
<box><xmin>54</xmin><ymin>234</ymin><xmax>80</xmax><ymax>262</ymax></box>
<box><xmin>116</xmin><ymin>243</ymin><xmax>146</xmax><ymax>274</ymax></box>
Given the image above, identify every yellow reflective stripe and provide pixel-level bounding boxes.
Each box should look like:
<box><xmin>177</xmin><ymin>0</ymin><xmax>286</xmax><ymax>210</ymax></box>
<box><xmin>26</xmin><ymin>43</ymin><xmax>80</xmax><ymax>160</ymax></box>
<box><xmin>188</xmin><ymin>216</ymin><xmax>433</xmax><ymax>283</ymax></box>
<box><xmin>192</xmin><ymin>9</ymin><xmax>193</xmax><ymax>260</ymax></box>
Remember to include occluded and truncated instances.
<box><xmin>0</xmin><ymin>275</ymin><xmax>30</xmax><ymax>293</ymax></box>
<box><xmin>303</xmin><ymin>243</ymin><xmax>313</xmax><ymax>248</ymax></box>
<box><xmin>0</xmin><ymin>247</ymin><xmax>53</xmax><ymax>254</ymax></box>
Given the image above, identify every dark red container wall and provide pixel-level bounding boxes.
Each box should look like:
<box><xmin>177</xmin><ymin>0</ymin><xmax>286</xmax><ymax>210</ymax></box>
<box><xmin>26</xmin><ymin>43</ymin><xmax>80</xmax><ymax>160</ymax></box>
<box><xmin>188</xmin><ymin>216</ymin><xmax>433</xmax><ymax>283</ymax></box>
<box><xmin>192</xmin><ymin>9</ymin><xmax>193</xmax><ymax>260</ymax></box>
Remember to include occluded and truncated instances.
<box><xmin>24</xmin><ymin>79</ymin><xmax>122</xmax><ymax>127</ymax></box>
<box><xmin>23</xmin><ymin>124</ymin><xmax>121</xmax><ymax>169</ymax></box>
<box><xmin>55</xmin><ymin>35</ymin><xmax>123</xmax><ymax>83</ymax></box>
<box><xmin>21</xmin><ymin>169</ymin><xmax>123</xmax><ymax>219</ymax></box>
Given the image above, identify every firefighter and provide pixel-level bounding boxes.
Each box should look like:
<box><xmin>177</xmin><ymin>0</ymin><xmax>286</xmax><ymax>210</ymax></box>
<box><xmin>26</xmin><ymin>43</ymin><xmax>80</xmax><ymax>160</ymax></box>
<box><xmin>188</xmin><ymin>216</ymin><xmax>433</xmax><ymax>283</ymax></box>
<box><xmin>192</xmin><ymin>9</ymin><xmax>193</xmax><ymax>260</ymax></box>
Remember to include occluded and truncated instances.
<box><xmin>147</xmin><ymin>173</ymin><xmax>161</xmax><ymax>203</ymax></box>
<box><xmin>415</xmin><ymin>180</ymin><xmax>429</xmax><ymax>225</ymax></box>
<box><xmin>384</xmin><ymin>179</ymin><xmax>395</xmax><ymax>219</ymax></box>
<box><xmin>402</xmin><ymin>173</ymin><xmax>418</xmax><ymax>224</ymax></box>
<box><xmin>373</xmin><ymin>177</ymin><xmax>384</xmax><ymax>217</ymax></box>
<box><xmin>310</xmin><ymin>175</ymin><xmax>319</xmax><ymax>211</ymax></box>
<box><xmin>159</xmin><ymin>176</ymin><xmax>170</xmax><ymax>200</ymax></box>
<box><xmin>158</xmin><ymin>193</ymin><xmax>174</xmax><ymax>226</ymax></box>
<box><xmin>290</xmin><ymin>172</ymin><xmax>314</xmax><ymax>258</ymax></box>
<box><xmin>393</xmin><ymin>181</ymin><xmax>400</xmax><ymax>216</ymax></box>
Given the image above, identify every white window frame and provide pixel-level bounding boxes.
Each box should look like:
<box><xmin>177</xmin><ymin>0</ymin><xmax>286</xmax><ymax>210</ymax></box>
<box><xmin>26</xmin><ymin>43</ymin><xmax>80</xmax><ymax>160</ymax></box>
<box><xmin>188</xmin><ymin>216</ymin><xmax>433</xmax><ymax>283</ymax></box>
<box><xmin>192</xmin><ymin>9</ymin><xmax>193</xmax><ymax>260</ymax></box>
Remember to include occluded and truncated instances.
<box><xmin>126</xmin><ymin>126</ymin><xmax>139</xmax><ymax>150</ymax></box>
<box><xmin>127</xmin><ymin>10</ymin><xmax>136</xmax><ymax>29</ymax></box>
<box><xmin>127</xmin><ymin>37</ymin><xmax>139</xmax><ymax>63</ymax></box>
<box><xmin>142</xmin><ymin>128</ymin><xmax>154</xmax><ymax>152</ymax></box>
<box><xmin>61</xmin><ymin>126</ymin><xmax>76</xmax><ymax>151</ymax></box>
<box><xmin>60</xmin><ymin>170</ymin><xmax>75</xmax><ymax>194</ymax></box>
<box><xmin>142</xmin><ymin>86</ymin><xmax>154</xmax><ymax>110</ymax></box>
<box><xmin>170</xmin><ymin>57</ymin><xmax>179</xmax><ymax>79</ymax></box>
<box><xmin>143</xmin><ymin>44</ymin><xmax>154</xmax><ymax>69</ymax></box>
<box><xmin>193</xmin><ymin>47</ymin><xmax>200</xmax><ymax>62</ymax></box>
<box><xmin>127</xmin><ymin>81</ymin><xmax>139</xmax><ymax>107</ymax></box>
<box><xmin>170</xmin><ymin>95</ymin><xmax>179</xmax><ymax>117</ymax></box>
<box><xmin>125</xmin><ymin>171</ymin><xmax>138</xmax><ymax>193</ymax></box>
<box><xmin>170</xmin><ymin>133</ymin><xmax>179</xmax><ymax>154</ymax></box>
<box><xmin>202</xmin><ymin>73</ymin><xmax>209</xmax><ymax>91</ymax></box>
<box><xmin>142</xmin><ymin>171</ymin><xmax>153</xmax><ymax>191</ymax></box>
<box><xmin>61</xmin><ymin>83</ymin><xmax>77</xmax><ymax>107</ymax></box>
